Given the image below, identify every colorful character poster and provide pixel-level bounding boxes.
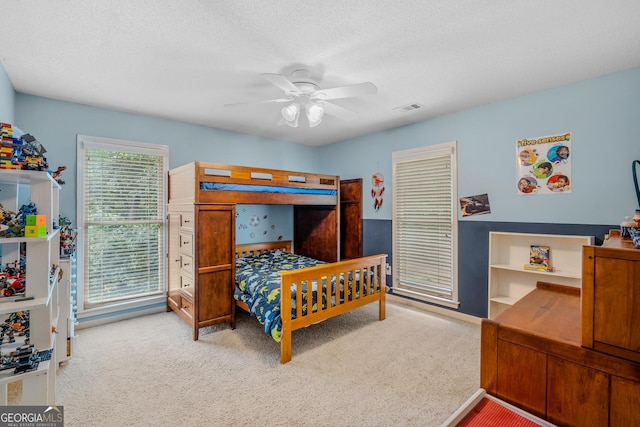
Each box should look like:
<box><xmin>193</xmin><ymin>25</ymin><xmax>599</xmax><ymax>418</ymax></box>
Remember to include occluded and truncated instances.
<box><xmin>516</xmin><ymin>132</ymin><xmax>571</xmax><ymax>195</ymax></box>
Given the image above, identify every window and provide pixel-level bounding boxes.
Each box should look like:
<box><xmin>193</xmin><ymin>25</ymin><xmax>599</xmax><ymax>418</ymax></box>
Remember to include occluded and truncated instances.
<box><xmin>77</xmin><ymin>135</ymin><xmax>168</xmax><ymax>315</ymax></box>
<box><xmin>392</xmin><ymin>142</ymin><xmax>459</xmax><ymax>308</ymax></box>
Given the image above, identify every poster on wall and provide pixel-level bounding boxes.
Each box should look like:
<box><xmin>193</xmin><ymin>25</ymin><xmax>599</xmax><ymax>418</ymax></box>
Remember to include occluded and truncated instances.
<box><xmin>516</xmin><ymin>132</ymin><xmax>572</xmax><ymax>195</ymax></box>
<box><xmin>460</xmin><ymin>193</ymin><xmax>491</xmax><ymax>217</ymax></box>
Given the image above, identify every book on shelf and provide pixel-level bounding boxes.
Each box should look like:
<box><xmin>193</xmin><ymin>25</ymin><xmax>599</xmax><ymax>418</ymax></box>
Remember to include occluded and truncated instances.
<box><xmin>524</xmin><ymin>245</ymin><xmax>555</xmax><ymax>272</ymax></box>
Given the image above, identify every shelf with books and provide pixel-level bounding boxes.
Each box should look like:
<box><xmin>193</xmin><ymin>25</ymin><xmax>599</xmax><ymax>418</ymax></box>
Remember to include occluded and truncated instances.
<box><xmin>488</xmin><ymin>231</ymin><xmax>594</xmax><ymax>319</ymax></box>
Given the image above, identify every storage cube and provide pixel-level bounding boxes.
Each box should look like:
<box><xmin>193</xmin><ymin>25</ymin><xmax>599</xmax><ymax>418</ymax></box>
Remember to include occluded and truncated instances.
<box><xmin>26</xmin><ymin>215</ymin><xmax>46</xmax><ymax>226</ymax></box>
<box><xmin>25</xmin><ymin>225</ymin><xmax>47</xmax><ymax>237</ymax></box>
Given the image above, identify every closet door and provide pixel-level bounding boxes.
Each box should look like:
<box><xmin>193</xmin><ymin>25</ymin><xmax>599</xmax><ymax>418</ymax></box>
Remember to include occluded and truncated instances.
<box><xmin>195</xmin><ymin>204</ymin><xmax>235</xmax><ymax>332</ymax></box>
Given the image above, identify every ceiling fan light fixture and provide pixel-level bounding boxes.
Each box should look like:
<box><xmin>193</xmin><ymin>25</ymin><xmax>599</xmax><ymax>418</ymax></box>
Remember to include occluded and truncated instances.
<box><xmin>307</xmin><ymin>103</ymin><xmax>324</xmax><ymax>127</ymax></box>
<box><xmin>229</xmin><ymin>69</ymin><xmax>377</xmax><ymax>128</ymax></box>
<box><xmin>281</xmin><ymin>102</ymin><xmax>300</xmax><ymax>127</ymax></box>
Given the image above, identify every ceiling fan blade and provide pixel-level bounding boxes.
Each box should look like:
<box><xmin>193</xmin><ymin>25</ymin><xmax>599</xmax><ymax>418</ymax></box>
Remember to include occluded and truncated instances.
<box><xmin>321</xmin><ymin>101</ymin><xmax>358</xmax><ymax>121</ymax></box>
<box><xmin>224</xmin><ymin>97</ymin><xmax>292</xmax><ymax>107</ymax></box>
<box><xmin>261</xmin><ymin>73</ymin><xmax>302</xmax><ymax>95</ymax></box>
<box><xmin>312</xmin><ymin>82</ymin><xmax>377</xmax><ymax>101</ymax></box>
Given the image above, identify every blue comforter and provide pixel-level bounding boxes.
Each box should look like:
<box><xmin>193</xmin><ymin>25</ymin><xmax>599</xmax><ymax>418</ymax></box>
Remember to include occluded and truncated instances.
<box><xmin>234</xmin><ymin>251</ymin><xmax>326</xmax><ymax>342</ymax></box>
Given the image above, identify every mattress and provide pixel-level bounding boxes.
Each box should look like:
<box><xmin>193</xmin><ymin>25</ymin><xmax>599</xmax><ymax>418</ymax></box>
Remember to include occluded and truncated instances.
<box><xmin>200</xmin><ymin>182</ymin><xmax>337</xmax><ymax>195</ymax></box>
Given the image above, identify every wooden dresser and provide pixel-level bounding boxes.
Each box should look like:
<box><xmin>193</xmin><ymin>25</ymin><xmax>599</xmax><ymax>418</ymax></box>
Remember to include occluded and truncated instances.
<box><xmin>481</xmin><ymin>232</ymin><xmax>640</xmax><ymax>427</ymax></box>
<box><xmin>582</xmin><ymin>230</ymin><xmax>640</xmax><ymax>363</ymax></box>
<box><xmin>167</xmin><ymin>203</ymin><xmax>236</xmax><ymax>340</ymax></box>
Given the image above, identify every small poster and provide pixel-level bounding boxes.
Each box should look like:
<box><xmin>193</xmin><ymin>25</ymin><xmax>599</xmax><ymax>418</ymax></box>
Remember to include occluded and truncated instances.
<box><xmin>460</xmin><ymin>193</ymin><xmax>491</xmax><ymax>217</ymax></box>
<box><xmin>517</xmin><ymin>132</ymin><xmax>572</xmax><ymax>195</ymax></box>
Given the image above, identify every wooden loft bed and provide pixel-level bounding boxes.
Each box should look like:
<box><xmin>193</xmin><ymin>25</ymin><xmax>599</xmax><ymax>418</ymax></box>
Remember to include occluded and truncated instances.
<box><xmin>169</xmin><ymin>161</ymin><xmax>341</xmax><ymax>261</ymax></box>
<box><xmin>168</xmin><ymin>161</ymin><xmax>339</xmax><ymax>205</ymax></box>
<box><xmin>167</xmin><ymin>162</ymin><xmax>387</xmax><ymax>362</ymax></box>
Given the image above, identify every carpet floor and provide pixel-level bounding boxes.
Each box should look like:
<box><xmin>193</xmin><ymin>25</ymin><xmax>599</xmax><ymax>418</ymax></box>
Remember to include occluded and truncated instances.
<box><xmin>14</xmin><ymin>301</ymin><xmax>481</xmax><ymax>426</ymax></box>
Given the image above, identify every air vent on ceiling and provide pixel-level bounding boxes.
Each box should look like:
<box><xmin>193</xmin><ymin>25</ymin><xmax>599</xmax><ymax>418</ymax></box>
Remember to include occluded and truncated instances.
<box><xmin>394</xmin><ymin>103</ymin><xmax>423</xmax><ymax>113</ymax></box>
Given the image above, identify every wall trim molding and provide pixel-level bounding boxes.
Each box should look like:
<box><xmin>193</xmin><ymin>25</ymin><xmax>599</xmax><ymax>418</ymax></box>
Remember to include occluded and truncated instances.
<box><xmin>387</xmin><ymin>293</ymin><xmax>481</xmax><ymax>325</ymax></box>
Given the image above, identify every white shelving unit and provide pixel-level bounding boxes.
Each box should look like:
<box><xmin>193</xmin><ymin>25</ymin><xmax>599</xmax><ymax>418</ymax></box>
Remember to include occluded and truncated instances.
<box><xmin>0</xmin><ymin>169</ymin><xmax>60</xmax><ymax>405</ymax></box>
<box><xmin>488</xmin><ymin>231</ymin><xmax>594</xmax><ymax>319</ymax></box>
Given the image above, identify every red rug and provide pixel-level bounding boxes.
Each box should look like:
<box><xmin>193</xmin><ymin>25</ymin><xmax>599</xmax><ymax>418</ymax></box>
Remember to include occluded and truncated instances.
<box><xmin>457</xmin><ymin>398</ymin><xmax>542</xmax><ymax>426</ymax></box>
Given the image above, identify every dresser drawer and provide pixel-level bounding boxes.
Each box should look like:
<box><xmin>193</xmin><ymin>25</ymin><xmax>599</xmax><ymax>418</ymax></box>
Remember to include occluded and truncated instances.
<box><xmin>180</xmin><ymin>274</ymin><xmax>193</xmax><ymax>290</ymax></box>
<box><xmin>180</xmin><ymin>253</ymin><xmax>194</xmax><ymax>276</ymax></box>
<box><xmin>180</xmin><ymin>298</ymin><xmax>193</xmax><ymax>319</ymax></box>
<box><xmin>180</xmin><ymin>211</ymin><xmax>194</xmax><ymax>230</ymax></box>
<box><xmin>179</xmin><ymin>232</ymin><xmax>193</xmax><ymax>256</ymax></box>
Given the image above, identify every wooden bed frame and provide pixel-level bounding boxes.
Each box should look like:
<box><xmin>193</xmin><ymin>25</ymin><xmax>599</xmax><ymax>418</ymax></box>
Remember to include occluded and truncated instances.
<box><xmin>168</xmin><ymin>162</ymin><xmax>387</xmax><ymax>362</ymax></box>
<box><xmin>169</xmin><ymin>161</ymin><xmax>339</xmax><ymax>206</ymax></box>
<box><xmin>235</xmin><ymin>241</ymin><xmax>387</xmax><ymax>363</ymax></box>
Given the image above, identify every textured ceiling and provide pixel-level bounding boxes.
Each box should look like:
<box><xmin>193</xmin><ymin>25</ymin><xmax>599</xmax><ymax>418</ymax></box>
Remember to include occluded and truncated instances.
<box><xmin>2</xmin><ymin>1</ymin><xmax>640</xmax><ymax>146</ymax></box>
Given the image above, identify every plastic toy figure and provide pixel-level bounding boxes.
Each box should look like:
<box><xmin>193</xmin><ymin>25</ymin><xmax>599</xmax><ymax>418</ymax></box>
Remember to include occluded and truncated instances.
<box><xmin>3</xmin><ymin>277</ymin><xmax>25</xmax><ymax>296</ymax></box>
<box><xmin>50</xmin><ymin>166</ymin><xmax>67</xmax><ymax>185</ymax></box>
<box><xmin>12</xmin><ymin>343</ymin><xmax>40</xmax><ymax>374</ymax></box>
<box><xmin>0</xmin><ymin>351</ymin><xmax>18</xmax><ymax>371</ymax></box>
<box><xmin>0</xmin><ymin>322</ymin><xmax>15</xmax><ymax>345</ymax></box>
<box><xmin>59</xmin><ymin>216</ymin><xmax>77</xmax><ymax>256</ymax></box>
<box><xmin>0</xmin><ymin>312</ymin><xmax>29</xmax><ymax>344</ymax></box>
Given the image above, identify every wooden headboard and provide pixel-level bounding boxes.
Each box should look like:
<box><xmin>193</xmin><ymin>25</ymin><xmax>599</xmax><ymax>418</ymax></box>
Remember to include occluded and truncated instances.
<box><xmin>235</xmin><ymin>240</ymin><xmax>292</xmax><ymax>258</ymax></box>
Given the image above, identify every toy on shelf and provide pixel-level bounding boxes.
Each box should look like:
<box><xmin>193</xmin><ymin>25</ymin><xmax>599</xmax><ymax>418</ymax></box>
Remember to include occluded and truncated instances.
<box><xmin>0</xmin><ymin>124</ymin><xmax>49</xmax><ymax>171</ymax></box>
<box><xmin>0</xmin><ymin>311</ymin><xmax>29</xmax><ymax>346</ymax></box>
<box><xmin>25</xmin><ymin>214</ymin><xmax>47</xmax><ymax>238</ymax></box>
<box><xmin>0</xmin><ymin>259</ymin><xmax>26</xmax><ymax>298</ymax></box>
<box><xmin>0</xmin><ymin>201</ymin><xmax>40</xmax><ymax>237</ymax></box>
<box><xmin>0</xmin><ymin>342</ymin><xmax>41</xmax><ymax>375</ymax></box>
<box><xmin>50</xmin><ymin>166</ymin><xmax>66</xmax><ymax>185</ymax></box>
<box><xmin>524</xmin><ymin>244</ymin><xmax>555</xmax><ymax>272</ymax></box>
<box><xmin>49</xmin><ymin>264</ymin><xmax>62</xmax><ymax>285</ymax></box>
<box><xmin>59</xmin><ymin>216</ymin><xmax>77</xmax><ymax>257</ymax></box>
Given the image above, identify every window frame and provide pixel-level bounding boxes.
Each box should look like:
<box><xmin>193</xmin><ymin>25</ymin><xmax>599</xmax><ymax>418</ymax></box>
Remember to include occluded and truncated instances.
<box><xmin>76</xmin><ymin>134</ymin><xmax>169</xmax><ymax>319</ymax></box>
<box><xmin>391</xmin><ymin>141</ymin><xmax>459</xmax><ymax>308</ymax></box>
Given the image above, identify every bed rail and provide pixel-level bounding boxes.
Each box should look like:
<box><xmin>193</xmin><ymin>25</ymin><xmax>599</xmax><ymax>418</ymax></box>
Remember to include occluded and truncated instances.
<box><xmin>279</xmin><ymin>254</ymin><xmax>387</xmax><ymax>363</ymax></box>
<box><xmin>194</xmin><ymin>162</ymin><xmax>339</xmax><ymax>205</ymax></box>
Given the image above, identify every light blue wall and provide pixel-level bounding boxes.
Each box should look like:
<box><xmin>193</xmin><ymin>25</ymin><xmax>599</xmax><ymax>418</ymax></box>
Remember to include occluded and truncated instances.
<box><xmin>319</xmin><ymin>67</ymin><xmax>640</xmax><ymax>225</ymax></box>
<box><xmin>0</xmin><ymin>62</ymin><xmax>15</xmax><ymax>123</ymax></box>
<box><xmin>236</xmin><ymin>204</ymin><xmax>293</xmax><ymax>244</ymax></box>
<box><xmin>14</xmin><ymin>67</ymin><xmax>640</xmax><ymax>226</ymax></box>
<box><xmin>15</xmin><ymin>94</ymin><xmax>320</xmax><ymax>223</ymax></box>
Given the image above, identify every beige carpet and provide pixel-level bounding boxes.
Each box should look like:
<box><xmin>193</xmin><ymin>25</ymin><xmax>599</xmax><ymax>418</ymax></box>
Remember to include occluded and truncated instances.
<box><xmin>20</xmin><ymin>301</ymin><xmax>481</xmax><ymax>426</ymax></box>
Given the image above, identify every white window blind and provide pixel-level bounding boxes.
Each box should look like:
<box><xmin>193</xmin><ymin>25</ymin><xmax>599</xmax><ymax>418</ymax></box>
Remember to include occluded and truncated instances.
<box><xmin>392</xmin><ymin>142</ymin><xmax>458</xmax><ymax>307</ymax></box>
<box><xmin>78</xmin><ymin>136</ymin><xmax>168</xmax><ymax>310</ymax></box>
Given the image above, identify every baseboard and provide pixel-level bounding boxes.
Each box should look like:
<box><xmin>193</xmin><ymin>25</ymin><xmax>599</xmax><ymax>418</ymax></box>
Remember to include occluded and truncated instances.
<box><xmin>387</xmin><ymin>294</ymin><xmax>482</xmax><ymax>325</ymax></box>
<box><xmin>76</xmin><ymin>305</ymin><xmax>167</xmax><ymax>330</ymax></box>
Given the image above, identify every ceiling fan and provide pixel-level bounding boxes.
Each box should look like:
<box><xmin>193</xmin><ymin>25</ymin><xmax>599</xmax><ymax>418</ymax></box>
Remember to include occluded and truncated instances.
<box><xmin>225</xmin><ymin>69</ymin><xmax>377</xmax><ymax>128</ymax></box>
